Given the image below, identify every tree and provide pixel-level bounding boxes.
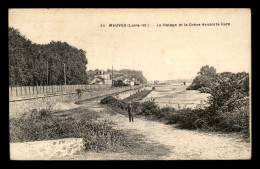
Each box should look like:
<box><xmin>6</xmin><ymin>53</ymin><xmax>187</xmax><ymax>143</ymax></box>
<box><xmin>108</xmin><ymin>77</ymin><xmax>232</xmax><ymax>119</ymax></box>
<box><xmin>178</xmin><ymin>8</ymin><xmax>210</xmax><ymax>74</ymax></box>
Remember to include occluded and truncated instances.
<box><xmin>137</xmin><ymin>78</ymin><xmax>144</xmax><ymax>84</ymax></box>
<box><xmin>207</xmin><ymin>72</ymin><xmax>249</xmax><ymax>113</ymax></box>
<box><xmin>9</xmin><ymin>27</ymin><xmax>88</xmax><ymax>86</ymax></box>
<box><xmin>198</xmin><ymin>65</ymin><xmax>216</xmax><ymax>77</ymax></box>
<box><xmin>187</xmin><ymin>65</ymin><xmax>217</xmax><ymax>91</ymax></box>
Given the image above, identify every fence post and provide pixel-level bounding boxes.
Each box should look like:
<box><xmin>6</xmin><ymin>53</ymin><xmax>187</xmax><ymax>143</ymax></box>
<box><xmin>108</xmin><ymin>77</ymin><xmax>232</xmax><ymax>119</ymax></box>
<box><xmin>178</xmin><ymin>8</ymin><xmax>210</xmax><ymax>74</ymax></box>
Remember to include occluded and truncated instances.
<box><xmin>20</xmin><ymin>86</ymin><xmax>22</xmax><ymax>96</ymax></box>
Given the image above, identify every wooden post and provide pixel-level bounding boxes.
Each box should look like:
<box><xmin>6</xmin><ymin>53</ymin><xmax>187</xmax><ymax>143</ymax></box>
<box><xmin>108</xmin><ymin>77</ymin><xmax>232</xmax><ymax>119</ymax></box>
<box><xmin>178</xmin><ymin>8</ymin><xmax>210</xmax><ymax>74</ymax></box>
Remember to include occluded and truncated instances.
<box><xmin>47</xmin><ymin>61</ymin><xmax>48</xmax><ymax>85</ymax></box>
<box><xmin>64</xmin><ymin>63</ymin><xmax>66</xmax><ymax>85</ymax></box>
<box><xmin>112</xmin><ymin>65</ymin><xmax>113</xmax><ymax>88</ymax></box>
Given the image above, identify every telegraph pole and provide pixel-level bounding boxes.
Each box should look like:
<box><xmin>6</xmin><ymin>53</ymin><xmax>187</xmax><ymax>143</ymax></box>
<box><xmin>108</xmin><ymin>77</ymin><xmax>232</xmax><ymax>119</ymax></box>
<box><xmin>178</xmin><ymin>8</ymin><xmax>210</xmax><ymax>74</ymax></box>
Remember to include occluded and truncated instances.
<box><xmin>46</xmin><ymin>61</ymin><xmax>48</xmax><ymax>85</ymax></box>
<box><xmin>83</xmin><ymin>71</ymin><xmax>84</xmax><ymax>84</ymax></box>
<box><xmin>64</xmin><ymin>63</ymin><xmax>66</xmax><ymax>85</ymax></box>
<box><xmin>112</xmin><ymin>65</ymin><xmax>114</xmax><ymax>87</ymax></box>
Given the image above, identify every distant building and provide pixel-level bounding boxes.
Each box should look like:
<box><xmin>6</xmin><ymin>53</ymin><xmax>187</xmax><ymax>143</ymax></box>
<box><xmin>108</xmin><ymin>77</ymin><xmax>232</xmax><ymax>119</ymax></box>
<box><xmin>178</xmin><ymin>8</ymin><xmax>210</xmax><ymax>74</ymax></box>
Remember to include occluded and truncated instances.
<box><xmin>94</xmin><ymin>70</ymin><xmax>111</xmax><ymax>80</ymax></box>
<box><xmin>91</xmin><ymin>70</ymin><xmax>112</xmax><ymax>85</ymax></box>
<box><xmin>154</xmin><ymin>80</ymin><xmax>159</xmax><ymax>85</ymax></box>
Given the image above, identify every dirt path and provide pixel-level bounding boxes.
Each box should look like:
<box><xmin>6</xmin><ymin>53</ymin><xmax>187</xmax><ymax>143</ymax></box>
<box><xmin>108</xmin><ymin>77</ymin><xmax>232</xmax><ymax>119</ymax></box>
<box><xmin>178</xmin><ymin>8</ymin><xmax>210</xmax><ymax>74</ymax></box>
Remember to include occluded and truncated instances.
<box><xmin>80</xmin><ymin>99</ymin><xmax>251</xmax><ymax>160</ymax></box>
<box><xmin>11</xmin><ymin>98</ymin><xmax>250</xmax><ymax>160</ymax></box>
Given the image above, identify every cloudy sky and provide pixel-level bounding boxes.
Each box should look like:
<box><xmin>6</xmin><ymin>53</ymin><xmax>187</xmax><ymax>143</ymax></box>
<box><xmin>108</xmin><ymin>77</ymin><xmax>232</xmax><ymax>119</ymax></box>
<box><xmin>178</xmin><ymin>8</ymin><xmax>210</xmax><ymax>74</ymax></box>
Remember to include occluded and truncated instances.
<box><xmin>9</xmin><ymin>9</ymin><xmax>251</xmax><ymax>81</ymax></box>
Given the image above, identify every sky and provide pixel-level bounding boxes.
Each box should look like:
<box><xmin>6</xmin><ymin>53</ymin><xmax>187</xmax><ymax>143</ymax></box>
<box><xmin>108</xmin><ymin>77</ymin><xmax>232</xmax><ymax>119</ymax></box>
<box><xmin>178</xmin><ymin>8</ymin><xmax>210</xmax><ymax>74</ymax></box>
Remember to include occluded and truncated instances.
<box><xmin>9</xmin><ymin>9</ymin><xmax>251</xmax><ymax>81</ymax></box>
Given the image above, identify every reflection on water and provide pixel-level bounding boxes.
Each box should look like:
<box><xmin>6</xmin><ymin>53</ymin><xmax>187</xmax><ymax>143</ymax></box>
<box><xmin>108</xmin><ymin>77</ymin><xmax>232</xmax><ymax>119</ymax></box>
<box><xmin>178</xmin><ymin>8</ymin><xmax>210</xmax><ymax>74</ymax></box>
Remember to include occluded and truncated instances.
<box><xmin>142</xmin><ymin>84</ymin><xmax>210</xmax><ymax>109</ymax></box>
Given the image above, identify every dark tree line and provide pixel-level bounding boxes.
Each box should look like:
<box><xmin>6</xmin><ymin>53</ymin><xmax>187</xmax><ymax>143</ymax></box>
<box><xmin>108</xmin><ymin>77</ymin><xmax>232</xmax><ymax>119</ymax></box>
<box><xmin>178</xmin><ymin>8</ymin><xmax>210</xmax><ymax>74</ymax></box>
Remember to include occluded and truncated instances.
<box><xmin>187</xmin><ymin>65</ymin><xmax>249</xmax><ymax>94</ymax></box>
<box><xmin>9</xmin><ymin>27</ymin><xmax>88</xmax><ymax>86</ymax></box>
<box><xmin>187</xmin><ymin>65</ymin><xmax>249</xmax><ymax>112</ymax></box>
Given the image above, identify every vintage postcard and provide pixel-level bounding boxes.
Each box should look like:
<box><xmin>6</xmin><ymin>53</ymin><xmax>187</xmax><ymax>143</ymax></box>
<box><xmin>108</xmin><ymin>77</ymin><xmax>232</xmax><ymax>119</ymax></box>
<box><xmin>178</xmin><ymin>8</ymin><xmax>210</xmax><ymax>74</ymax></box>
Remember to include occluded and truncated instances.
<box><xmin>9</xmin><ymin>8</ymin><xmax>251</xmax><ymax>160</ymax></box>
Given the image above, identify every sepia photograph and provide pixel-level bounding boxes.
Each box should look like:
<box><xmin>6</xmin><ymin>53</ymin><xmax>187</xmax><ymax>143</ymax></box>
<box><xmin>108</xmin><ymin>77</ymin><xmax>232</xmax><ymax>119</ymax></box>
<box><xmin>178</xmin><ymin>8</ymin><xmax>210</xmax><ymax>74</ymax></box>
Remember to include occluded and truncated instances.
<box><xmin>9</xmin><ymin>8</ymin><xmax>251</xmax><ymax>160</ymax></box>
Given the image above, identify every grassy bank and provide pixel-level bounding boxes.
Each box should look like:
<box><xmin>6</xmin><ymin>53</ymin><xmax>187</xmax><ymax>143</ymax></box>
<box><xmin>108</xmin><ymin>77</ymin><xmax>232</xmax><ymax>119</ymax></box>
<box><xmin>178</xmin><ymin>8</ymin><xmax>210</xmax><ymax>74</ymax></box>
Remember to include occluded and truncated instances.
<box><xmin>10</xmin><ymin>108</ymin><xmax>131</xmax><ymax>152</ymax></box>
<box><xmin>123</xmin><ymin>90</ymin><xmax>152</xmax><ymax>102</ymax></box>
<box><xmin>9</xmin><ymin>100</ymin><xmax>171</xmax><ymax>157</ymax></box>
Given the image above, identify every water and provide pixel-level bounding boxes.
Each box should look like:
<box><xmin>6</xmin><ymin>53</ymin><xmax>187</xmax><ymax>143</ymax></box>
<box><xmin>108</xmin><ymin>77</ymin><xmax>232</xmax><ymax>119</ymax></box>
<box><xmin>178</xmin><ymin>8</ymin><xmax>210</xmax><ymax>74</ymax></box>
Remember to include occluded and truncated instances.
<box><xmin>142</xmin><ymin>83</ymin><xmax>210</xmax><ymax>109</ymax></box>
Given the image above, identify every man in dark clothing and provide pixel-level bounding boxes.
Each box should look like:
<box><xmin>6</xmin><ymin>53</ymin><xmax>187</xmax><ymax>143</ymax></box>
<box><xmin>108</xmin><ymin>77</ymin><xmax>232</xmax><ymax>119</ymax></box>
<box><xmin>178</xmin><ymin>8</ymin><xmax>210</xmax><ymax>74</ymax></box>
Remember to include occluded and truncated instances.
<box><xmin>127</xmin><ymin>102</ymin><xmax>134</xmax><ymax>122</ymax></box>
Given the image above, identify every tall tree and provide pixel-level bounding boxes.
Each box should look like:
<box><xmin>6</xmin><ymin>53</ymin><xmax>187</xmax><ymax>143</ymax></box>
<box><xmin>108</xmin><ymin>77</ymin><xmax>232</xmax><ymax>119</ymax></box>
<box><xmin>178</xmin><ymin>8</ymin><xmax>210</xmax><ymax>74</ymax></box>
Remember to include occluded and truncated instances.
<box><xmin>9</xmin><ymin>27</ymin><xmax>88</xmax><ymax>86</ymax></box>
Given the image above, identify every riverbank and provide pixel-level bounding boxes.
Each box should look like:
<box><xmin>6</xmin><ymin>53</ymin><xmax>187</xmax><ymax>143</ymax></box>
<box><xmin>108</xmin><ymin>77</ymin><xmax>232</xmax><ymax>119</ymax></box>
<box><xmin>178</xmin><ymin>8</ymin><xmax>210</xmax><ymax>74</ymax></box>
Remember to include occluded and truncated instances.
<box><xmin>9</xmin><ymin>91</ymin><xmax>170</xmax><ymax>160</ymax></box>
<box><xmin>10</xmin><ymin>89</ymin><xmax>251</xmax><ymax>160</ymax></box>
<box><xmin>102</xmin><ymin>88</ymin><xmax>250</xmax><ymax>142</ymax></box>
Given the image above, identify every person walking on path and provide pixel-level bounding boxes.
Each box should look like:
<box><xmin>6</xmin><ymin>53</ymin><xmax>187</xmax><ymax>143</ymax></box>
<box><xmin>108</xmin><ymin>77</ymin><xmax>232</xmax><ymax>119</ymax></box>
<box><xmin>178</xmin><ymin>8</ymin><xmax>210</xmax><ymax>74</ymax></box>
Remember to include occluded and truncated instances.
<box><xmin>127</xmin><ymin>102</ymin><xmax>134</xmax><ymax>122</ymax></box>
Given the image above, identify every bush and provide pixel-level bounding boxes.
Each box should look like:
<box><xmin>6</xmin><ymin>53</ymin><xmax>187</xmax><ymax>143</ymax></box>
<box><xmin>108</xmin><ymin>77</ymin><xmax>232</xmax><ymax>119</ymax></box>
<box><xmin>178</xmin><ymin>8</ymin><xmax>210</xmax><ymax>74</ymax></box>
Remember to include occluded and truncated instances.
<box><xmin>82</xmin><ymin>121</ymin><xmax>129</xmax><ymax>151</ymax></box>
<box><xmin>166</xmin><ymin>103</ymin><xmax>249</xmax><ymax>135</ymax></box>
<box><xmin>156</xmin><ymin>107</ymin><xmax>176</xmax><ymax>118</ymax></box>
<box><xmin>198</xmin><ymin>87</ymin><xmax>211</xmax><ymax>93</ymax></box>
<box><xmin>100</xmin><ymin>96</ymin><xmax>127</xmax><ymax>109</ymax></box>
<box><xmin>216</xmin><ymin>105</ymin><xmax>250</xmax><ymax>134</ymax></box>
<box><xmin>76</xmin><ymin>89</ymin><xmax>82</xmax><ymax>98</ymax></box>
<box><xmin>139</xmin><ymin>100</ymin><xmax>159</xmax><ymax>116</ymax></box>
<box><xmin>186</xmin><ymin>75</ymin><xmax>214</xmax><ymax>91</ymax></box>
<box><xmin>9</xmin><ymin>109</ymin><xmax>129</xmax><ymax>152</ymax></box>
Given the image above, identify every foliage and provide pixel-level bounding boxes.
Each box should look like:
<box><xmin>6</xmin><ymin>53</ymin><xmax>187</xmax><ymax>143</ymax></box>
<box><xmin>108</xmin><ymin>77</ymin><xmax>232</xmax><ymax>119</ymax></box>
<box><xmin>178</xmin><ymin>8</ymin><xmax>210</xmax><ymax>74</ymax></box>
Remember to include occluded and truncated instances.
<box><xmin>9</xmin><ymin>27</ymin><xmax>88</xmax><ymax>86</ymax></box>
<box><xmin>100</xmin><ymin>96</ymin><xmax>127</xmax><ymax>109</ymax></box>
<box><xmin>139</xmin><ymin>100</ymin><xmax>159</xmax><ymax>116</ymax></box>
<box><xmin>122</xmin><ymin>90</ymin><xmax>151</xmax><ymax>102</ymax></box>
<box><xmin>197</xmin><ymin>87</ymin><xmax>211</xmax><ymax>93</ymax></box>
<box><xmin>198</xmin><ymin>65</ymin><xmax>216</xmax><ymax>77</ymax></box>
<box><xmin>207</xmin><ymin>72</ymin><xmax>249</xmax><ymax>114</ymax></box>
<box><xmin>186</xmin><ymin>65</ymin><xmax>216</xmax><ymax>90</ymax></box>
<box><xmin>114</xmin><ymin>80</ymin><xmax>128</xmax><ymax>87</ymax></box>
<box><xmin>216</xmin><ymin>104</ymin><xmax>249</xmax><ymax>133</ymax></box>
<box><xmin>186</xmin><ymin>65</ymin><xmax>249</xmax><ymax>97</ymax></box>
<box><xmin>9</xmin><ymin>108</ymin><xmax>129</xmax><ymax>152</ymax></box>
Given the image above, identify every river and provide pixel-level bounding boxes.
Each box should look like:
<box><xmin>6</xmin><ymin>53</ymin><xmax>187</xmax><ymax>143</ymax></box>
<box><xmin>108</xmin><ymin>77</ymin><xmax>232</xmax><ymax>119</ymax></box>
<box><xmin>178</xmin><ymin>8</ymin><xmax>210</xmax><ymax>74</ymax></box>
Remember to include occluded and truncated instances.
<box><xmin>142</xmin><ymin>83</ymin><xmax>210</xmax><ymax>109</ymax></box>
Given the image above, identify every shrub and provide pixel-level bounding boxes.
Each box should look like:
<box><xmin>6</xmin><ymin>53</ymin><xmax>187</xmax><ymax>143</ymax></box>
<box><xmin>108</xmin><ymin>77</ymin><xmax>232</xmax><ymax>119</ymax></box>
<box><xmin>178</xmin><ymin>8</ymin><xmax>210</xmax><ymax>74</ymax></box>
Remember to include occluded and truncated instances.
<box><xmin>157</xmin><ymin>107</ymin><xmax>176</xmax><ymax>118</ymax></box>
<box><xmin>9</xmin><ymin>109</ymin><xmax>130</xmax><ymax>152</ymax></box>
<box><xmin>207</xmin><ymin>74</ymin><xmax>249</xmax><ymax>114</ymax></box>
<box><xmin>82</xmin><ymin>121</ymin><xmax>129</xmax><ymax>151</ymax></box>
<box><xmin>100</xmin><ymin>96</ymin><xmax>127</xmax><ymax>109</ymax></box>
<box><xmin>76</xmin><ymin>89</ymin><xmax>82</xmax><ymax>98</ymax></box>
<box><xmin>198</xmin><ymin>87</ymin><xmax>211</xmax><ymax>93</ymax></box>
<box><xmin>216</xmin><ymin>104</ymin><xmax>250</xmax><ymax>134</ymax></box>
<box><xmin>139</xmin><ymin>100</ymin><xmax>159</xmax><ymax>116</ymax></box>
<box><xmin>171</xmin><ymin>108</ymin><xmax>199</xmax><ymax>129</ymax></box>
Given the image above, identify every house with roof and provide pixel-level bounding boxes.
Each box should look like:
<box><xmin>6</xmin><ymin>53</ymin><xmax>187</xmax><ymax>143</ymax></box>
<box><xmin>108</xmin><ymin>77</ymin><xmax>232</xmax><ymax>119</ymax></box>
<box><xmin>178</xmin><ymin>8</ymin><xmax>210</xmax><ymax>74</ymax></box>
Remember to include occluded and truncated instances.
<box><xmin>90</xmin><ymin>70</ymin><xmax>112</xmax><ymax>85</ymax></box>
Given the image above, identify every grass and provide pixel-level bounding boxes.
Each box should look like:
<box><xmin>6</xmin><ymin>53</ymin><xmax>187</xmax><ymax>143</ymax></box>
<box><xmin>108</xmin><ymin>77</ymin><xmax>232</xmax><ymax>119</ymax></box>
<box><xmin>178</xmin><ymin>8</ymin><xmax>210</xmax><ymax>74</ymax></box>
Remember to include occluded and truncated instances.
<box><xmin>9</xmin><ymin>108</ymin><xmax>129</xmax><ymax>152</ymax></box>
<box><xmin>122</xmin><ymin>90</ymin><xmax>152</xmax><ymax>102</ymax></box>
<box><xmin>9</xmin><ymin>104</ymin><xmax>171</xmax><ymax>157</ymax></box>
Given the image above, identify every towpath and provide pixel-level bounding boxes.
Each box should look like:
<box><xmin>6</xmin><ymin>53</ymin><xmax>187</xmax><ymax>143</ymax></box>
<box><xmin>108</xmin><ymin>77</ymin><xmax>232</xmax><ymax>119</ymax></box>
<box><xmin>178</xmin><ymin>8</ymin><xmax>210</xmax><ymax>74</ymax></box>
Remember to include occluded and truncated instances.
<box><xmin>79</xmin><ymin>99</ymin><xmax>251</xmax><ymax>160</ymax></box>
